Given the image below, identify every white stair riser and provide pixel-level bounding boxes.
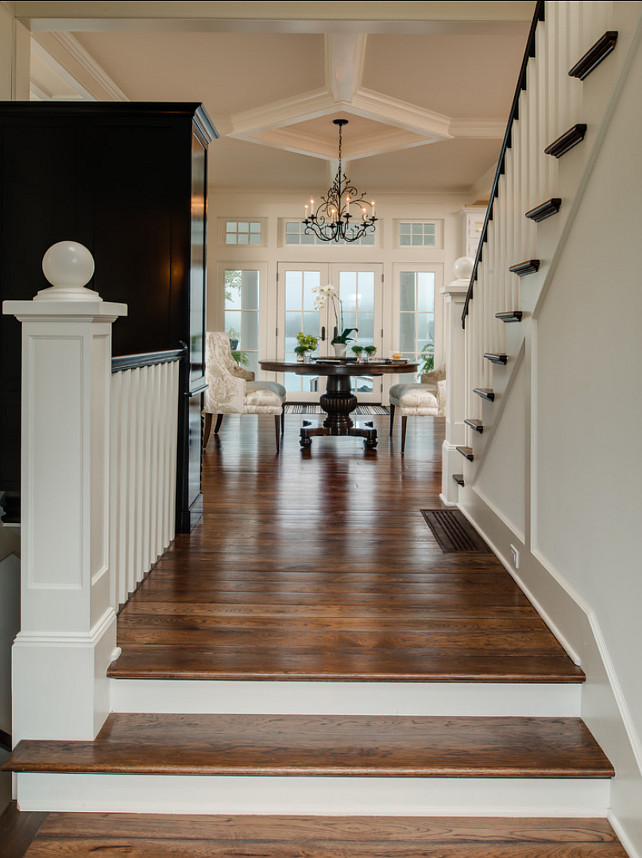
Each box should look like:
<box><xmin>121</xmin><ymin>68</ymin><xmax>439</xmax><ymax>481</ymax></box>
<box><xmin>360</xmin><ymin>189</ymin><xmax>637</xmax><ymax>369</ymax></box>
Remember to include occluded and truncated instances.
<box><xmin>110</xmin><ymin>679</ymin><xmax>581</xmax><ymax>717</ymax></box>
<box><xmin>15</xmin><ymin>773</ymin><xmax>610</xmax><ymax>817</ymax></box>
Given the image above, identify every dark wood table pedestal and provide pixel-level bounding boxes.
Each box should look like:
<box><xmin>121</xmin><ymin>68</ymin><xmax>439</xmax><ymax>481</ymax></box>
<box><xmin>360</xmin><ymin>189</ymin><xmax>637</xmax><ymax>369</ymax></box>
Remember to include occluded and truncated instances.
<box><xmin>259</xmin><ymin>360</ymin><xmax>419</xmax><ymax>451</ymax></box>
<box><xmin>301</xmin><ymin>374</ymin><xmax>377</xmax><ymax>449</ymax></box>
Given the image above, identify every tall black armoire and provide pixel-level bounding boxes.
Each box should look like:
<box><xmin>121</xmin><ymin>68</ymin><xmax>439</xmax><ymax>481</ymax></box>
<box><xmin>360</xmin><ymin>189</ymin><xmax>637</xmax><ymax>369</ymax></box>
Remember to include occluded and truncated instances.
<box><xmin>0</xmin><ymin>102</ymin><xmax>217</xmax><ymax>531</ymax></box>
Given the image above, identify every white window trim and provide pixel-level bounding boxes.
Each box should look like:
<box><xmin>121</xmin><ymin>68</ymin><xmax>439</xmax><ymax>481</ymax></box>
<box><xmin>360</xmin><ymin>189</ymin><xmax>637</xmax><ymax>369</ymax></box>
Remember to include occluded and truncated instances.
<box><xmin>393</xmin><ymin>218</ymin><xmax>443</xmax><ymax>250</ymax></box>
<box><xmin>279</xmin><ymin>218</ymin><xmax>380</xmax><ymax>249</ymax></box>
<box><xmin>218</xmin><ymin>217</ymin><xmax>267</xmax><ymax>248</ymax></box>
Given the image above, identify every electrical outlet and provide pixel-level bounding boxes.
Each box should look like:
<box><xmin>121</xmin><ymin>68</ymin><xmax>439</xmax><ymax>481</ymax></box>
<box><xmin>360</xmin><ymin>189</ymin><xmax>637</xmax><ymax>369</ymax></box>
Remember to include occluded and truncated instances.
<box><xmin>510</xmin><ymin>544</ymin><xmax>519</xmax><ymax>569</ymax></box>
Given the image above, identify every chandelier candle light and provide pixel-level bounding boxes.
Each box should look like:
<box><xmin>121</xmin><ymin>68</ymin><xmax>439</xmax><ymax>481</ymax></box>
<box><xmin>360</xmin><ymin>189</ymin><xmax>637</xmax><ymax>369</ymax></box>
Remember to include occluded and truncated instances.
<box><xmin>303</xmin><ymin>119</ymin><xmax>376</xmax><ymax>243</ymax></box>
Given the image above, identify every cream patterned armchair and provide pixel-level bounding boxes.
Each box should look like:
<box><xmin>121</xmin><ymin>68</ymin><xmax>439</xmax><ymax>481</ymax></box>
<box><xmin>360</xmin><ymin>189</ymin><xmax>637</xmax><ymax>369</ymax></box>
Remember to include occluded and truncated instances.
<box><xmin>203</xmin><ymin>332</ymin><xmax>287</xmax><ymax>452</ymax></box>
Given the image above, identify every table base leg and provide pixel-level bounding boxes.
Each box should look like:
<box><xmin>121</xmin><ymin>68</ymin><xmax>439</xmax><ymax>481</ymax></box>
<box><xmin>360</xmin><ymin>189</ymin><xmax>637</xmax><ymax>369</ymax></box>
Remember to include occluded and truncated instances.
<box><xmin>299</xmin><ymin>420</ymin><xmax>377</xmax><ymax>450</ymax></box>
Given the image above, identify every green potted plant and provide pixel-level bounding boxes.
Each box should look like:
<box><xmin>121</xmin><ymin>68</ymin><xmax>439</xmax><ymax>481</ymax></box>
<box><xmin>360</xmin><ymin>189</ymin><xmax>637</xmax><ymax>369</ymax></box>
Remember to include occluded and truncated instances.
<box><xmin>331</xmin><ymin>327</ymin><xmax>357</xmax><ymax>357</ymax></box>
<box><xmin>363</xmin><ymin>345</ymin><xmax>377</xmax><ymax>362</ymax></box>
<box><xmin>294</xmin><ymin>332</ymin><xmax>318</xmax><ymax>362</ymax></box>
<box><xmin>351</xmin><ymin>344</ymin><xmax>364</xmax><ymax>362</ymax></box>
<box><xmin>420</xmin><ymin>340</ymin><xmax>434</xmax><ymax>374</ymax></box>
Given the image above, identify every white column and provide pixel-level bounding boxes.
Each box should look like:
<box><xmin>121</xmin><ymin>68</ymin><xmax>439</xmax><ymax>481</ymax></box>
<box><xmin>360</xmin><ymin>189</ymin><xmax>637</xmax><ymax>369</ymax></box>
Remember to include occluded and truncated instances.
<box><xmin>3</xmin><ymin>243</ymin><xmax>126</xmax><ymax>741</ymax></box>
<box><xmin>440</xmin><ymin>258</ymin><xmax>473</xmax><ymax>505</ymax></box>
<box><xmin>0</xmin><ymin>4</ymin><xmax>31</xmax><ymax>100</ymax></box>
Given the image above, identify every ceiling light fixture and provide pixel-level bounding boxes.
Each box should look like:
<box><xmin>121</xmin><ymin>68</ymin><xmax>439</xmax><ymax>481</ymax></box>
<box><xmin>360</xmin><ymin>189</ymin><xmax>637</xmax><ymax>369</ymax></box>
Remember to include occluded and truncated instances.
<box><xmin>303</xmin><ymin>119</ymin><xmax>376</xmax><ymax>243</ymax></box>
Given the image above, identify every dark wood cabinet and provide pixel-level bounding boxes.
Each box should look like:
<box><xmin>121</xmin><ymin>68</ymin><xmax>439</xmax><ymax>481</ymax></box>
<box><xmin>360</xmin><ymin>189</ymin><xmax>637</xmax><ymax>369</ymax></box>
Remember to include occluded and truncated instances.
<box><xmin>0</xmin><ymin>102</ymin><xmax>216</xmax><ymax>531</ymax></box>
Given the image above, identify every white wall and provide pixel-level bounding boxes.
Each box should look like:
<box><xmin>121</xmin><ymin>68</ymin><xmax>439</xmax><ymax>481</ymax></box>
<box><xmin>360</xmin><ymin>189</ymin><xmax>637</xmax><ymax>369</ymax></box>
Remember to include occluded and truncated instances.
<box><xmin>459</xmin><ymin>7</ymin><xmax>642</xmax><ymax>853</ymax></box>
<box><xmin>205</xmin><ymin>189</ymin><xmax>475</xmax><ymax>378</ymax></box>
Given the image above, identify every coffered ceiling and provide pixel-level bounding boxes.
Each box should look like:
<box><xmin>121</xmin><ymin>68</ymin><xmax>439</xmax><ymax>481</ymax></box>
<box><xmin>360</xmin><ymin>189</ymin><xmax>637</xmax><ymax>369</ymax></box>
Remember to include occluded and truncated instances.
<box><xmin>20</xmin><ymin>1</ymin><xmax>536</xmax><ymax>196</ymax></box>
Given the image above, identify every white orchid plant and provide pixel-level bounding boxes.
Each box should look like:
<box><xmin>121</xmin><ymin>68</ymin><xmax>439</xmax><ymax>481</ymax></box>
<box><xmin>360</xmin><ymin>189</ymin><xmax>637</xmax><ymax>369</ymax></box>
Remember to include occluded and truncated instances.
<box><xmin>312</xmin><ymin>284</ymin><xmax>357</xmax><ymax>345</ymax></box>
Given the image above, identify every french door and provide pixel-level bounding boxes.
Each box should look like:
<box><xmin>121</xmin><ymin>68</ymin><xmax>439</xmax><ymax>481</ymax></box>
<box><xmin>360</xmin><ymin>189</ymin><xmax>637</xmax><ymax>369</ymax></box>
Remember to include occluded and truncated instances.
<box><xmin>276</xmin><ymin>262</ymin><xmax>383</xmax><ymax>402</ymax></box>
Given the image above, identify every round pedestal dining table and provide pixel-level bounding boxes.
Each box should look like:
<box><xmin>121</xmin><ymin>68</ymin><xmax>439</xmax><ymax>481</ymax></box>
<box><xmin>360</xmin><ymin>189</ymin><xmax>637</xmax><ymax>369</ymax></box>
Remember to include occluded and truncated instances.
<box><xmin>259</xmin><ymin>358</ymin><xmax>419</xmax><ymax>449</ymax></box>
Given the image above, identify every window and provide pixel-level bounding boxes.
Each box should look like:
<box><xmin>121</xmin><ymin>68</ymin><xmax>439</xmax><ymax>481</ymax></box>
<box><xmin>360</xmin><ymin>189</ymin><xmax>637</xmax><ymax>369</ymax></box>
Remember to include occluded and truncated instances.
<box><xmin>283</xmin><ymin>221</ymin><xmax>376</xmax><ymax>247</ymax></box>
<box><xmin>224</xmin><ymin>269</ymin><xmax>260</xmax><ymax>376</ymax></box>
<box><xmin>224</xmin><ymin>220</ymin><xmax>263</xmax><ymax>246</ymax></box>
<box><xmin>399</xmin><ymin>271</ymin><xmax>435</xmax><ymax>380</ymax></box>
<box><xmin>395</xmin><ymin>220</ymin><xmax>443</xmax><ymax>249</ymax></box>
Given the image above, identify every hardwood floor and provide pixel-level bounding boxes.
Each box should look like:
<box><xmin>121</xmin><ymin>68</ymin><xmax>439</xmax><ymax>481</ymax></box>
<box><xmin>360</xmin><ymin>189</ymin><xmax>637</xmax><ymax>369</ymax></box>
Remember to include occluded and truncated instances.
<box><xmin>5</xmin><ymin>415</ymin><xmax>626</xmax><ymax>855</ymax></box>
<box><xmin>17</xmin><ymin>812</ymin><xmax>629</xmax><ymax>857</ymax></box>
<box><xmin>109</xmin><ymin>414</ymin><xmax>583</xmax><ymax>684</ymax></box>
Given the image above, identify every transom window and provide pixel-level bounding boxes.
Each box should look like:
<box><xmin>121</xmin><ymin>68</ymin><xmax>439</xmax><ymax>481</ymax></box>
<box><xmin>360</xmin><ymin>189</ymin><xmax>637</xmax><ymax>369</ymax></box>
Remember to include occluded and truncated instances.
<box><xmin>399</xmin><ymin>222</ymin><xmax>436</xmax><ymax>247</ymax></box>
<box><xmin>225</xmin><ymin>221</ymin><xmax>262</xmax><ymax>245</ymax></box>
<box><xmin>283</xmin><ymin>221</ymin><xmax>376</xmax><ymax>247</ymax></box>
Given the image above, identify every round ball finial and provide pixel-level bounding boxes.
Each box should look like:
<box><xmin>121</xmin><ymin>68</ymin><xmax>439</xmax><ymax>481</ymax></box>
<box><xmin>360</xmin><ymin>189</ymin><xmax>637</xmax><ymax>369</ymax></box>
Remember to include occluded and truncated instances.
<box><xmin>453</xmin><ymin>256</ymin><xmax>474</xmax><ymax>281</ymax></box>
<box><xmin>36</xmin><ymin>241</ymin><xmax>100</xmax><ymax>302</ymax></box>
<box><xmin>42</xmin><ymin>241</ymin><xmax>95</xmax><ymax>287</ymax></box>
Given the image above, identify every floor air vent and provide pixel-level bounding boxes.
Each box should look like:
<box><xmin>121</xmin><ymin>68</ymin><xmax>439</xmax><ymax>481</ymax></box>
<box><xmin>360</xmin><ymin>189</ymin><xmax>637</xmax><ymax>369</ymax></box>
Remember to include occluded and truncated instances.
<box><xmin>421</xmin><ymin>509</ymin><xmax>492</xmax><ymax>553</ymax></box>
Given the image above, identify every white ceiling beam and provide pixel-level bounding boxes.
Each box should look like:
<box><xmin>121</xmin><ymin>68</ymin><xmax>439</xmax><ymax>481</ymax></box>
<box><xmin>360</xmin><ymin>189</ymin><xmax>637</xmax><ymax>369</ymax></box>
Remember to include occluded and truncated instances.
<box><xmin>32</xmin><ymin>31</ymin><xmax>128</xmax><ymax>100</ymax></box>
<box><xmin>449</xmin><ymin>118</ymin><xmax>505</xmax><ymax>139</ymax></box>
<box><xmin>326</xmin><ymin>33</ymin><xmax>367</xmax><ymax>103</ymax></box>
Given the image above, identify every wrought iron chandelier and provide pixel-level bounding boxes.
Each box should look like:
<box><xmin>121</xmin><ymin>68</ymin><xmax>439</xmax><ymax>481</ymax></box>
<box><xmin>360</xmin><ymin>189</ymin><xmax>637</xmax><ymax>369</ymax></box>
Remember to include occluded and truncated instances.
<box><xmin>303</xmin><ymin>119</ymin><xmax>376</xmax><ymax>243</ymax></box>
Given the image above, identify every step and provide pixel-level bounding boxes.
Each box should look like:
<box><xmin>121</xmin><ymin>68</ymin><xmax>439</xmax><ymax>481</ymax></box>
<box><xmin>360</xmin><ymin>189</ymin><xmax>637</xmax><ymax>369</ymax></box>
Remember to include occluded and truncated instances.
<box><xmin>452</xmin><ymin>473</ymin><xmax>465</xmax><ymax>487</ymax></box>
<box><xmin>545</xmin><ymin>124</ymin><xmax>587</xmax><ymax>158</ymax></box>
<box><xmin>456</xmin><ymin>446</ymin><xmax>474</xmax><ymax>461</ymax></box>
<box><xmin>109</xmin><ymin>678</ymin><xmax>582</xmax><ymax>718</ymax></box>
<box><xmin>496</xmin><ymin>311</ymin><xmax>523</xmax><ymax>323</ymax></box>
<box><xmin>473</xmin><ymin>388</ymin><xmax>495</xmax><ymax>402</ymax></box>
<box><xmin>464</xmin><ymin>419</ymin><xmax>484</xmax><ymax>434</ymax></box>
<box><xmin>484</xmin><ymin>353</ymin><xmax>508</xmax><ymax>365</ymax></box>
<box><xmin>20</xmin><ymin>812</ymin><xmax>629</xmax><ymax>856</ymax></box>
<box><xmin>569</xmin><ymin>31</ymin><xmax>618</xmax><ymax>80</ymax></box>
<box><xmin>5</xmin><ymin>714</ymin><xmax>614</xmax><ymax>815</ymax></box>
<box><xmin>525</xmin><ymin>199</ymin><xmax>562</xmax><ymax>222</ymax></box>
<box><xmin>509</xmin><ymin>260</ymin><xmax>539</xmax><ymax>276</ymax></box>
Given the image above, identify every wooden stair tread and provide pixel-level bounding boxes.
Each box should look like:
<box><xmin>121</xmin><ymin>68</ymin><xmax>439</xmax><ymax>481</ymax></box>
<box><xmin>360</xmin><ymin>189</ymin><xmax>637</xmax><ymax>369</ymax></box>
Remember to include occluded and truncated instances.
<box><xmin>456</xmin><ymin>446</ymin><xmax>474</xmax><ymax>461</ymax></box>
<box><xmin>24</xmin><ymin>813</ymin><xmax>628</xmax><ymax>856</ymax></box>
<box><xmin>465</xmin><ymin>419</ymin><xmax>484</xmax><ymax>433</ymax></box>
<box><xmin>4</xmin><ymin>714</ymin><xmax>614</xmax><ymax>778</ymax></box>
<box><xmin>473</xmin><ymin>388</ymin><xmax>495</xmax><ymax>401</ymax></box>
<box><xmin>108</xmin><ymin>646</ymin><xmax>586</xmax><ymax>682</ymax></box>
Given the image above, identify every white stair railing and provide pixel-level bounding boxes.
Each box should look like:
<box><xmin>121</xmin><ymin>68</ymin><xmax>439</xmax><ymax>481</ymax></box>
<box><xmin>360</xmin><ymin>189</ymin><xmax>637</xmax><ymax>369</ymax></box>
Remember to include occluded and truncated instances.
<box><xmin>110</xmin><ymin>349</ymin><xmax>182</xmax><ymax>611</ymax></box>
<box><xmin>3</xmin><ymin>242</ymin><xmax>184</xmax><ymax>741</ymax></box>
<box><xmin>461</xmin><ymin>0</ymin><xmax>614</xmax><ymax>431</ymax></box>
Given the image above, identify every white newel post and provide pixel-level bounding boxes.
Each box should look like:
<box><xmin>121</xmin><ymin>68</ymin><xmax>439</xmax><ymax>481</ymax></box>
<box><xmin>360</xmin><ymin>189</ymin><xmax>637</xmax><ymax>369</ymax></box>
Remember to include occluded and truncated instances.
<box><xmin>2</xmin><ymin>242</ymin><xmax>126</xmax><ymax>742</ymax></box>
<box><xmin>440</xmin><ymin>258</ymin><xmax>473</xmax><ymax>505</ymax></box>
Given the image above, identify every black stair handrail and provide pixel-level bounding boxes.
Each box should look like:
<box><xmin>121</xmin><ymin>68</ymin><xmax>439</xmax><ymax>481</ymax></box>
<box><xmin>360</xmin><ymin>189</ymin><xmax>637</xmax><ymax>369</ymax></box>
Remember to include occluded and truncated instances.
<box><xmin>462</xmin><ymin>0</ymin><xmax>546</xmax><ymax>328</ymax></box>
<box><xmin>111</xmin><ymin>346</ymin><xmax>186</xmax><ymax>373</ymax></box>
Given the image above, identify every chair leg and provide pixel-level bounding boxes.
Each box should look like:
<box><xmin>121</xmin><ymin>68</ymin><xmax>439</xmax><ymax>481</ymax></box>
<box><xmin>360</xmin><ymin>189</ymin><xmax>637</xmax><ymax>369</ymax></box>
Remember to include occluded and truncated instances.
<box><xmin>214</xmin><ymin>414</ymin><xmax>224</xmax><ymax>434</ymax></box>
<box><xmin>274</xmin><ymin>414</ymin><xmax>281</xmax><ymax>454</ymax></box>
<box><xmin>281</xmin><ymin>403</ymin><xmax>285</xmax><ymax>436</ymax></box>
<box><xmin>389</xmin><ymin>404</ymin><xmax>396</xmax><ymax>436</ymax></box>
<box><xmin>202</xmin><ymin>413</ymin><xmax>213</xmax><ymax>449</ymax></box>
<box><xmin>401</xmin><ymin>415</ymin><xmax>408</xmax><ymax>454</ymax></box>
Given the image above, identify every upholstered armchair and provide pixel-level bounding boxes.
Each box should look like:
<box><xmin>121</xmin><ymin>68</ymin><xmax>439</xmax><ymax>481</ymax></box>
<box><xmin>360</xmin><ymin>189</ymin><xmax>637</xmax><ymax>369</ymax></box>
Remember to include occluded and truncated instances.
<box><xmin>203</xmin><ymin>332</ymin><xmax>287</xmax><ymax>452</ymax></box>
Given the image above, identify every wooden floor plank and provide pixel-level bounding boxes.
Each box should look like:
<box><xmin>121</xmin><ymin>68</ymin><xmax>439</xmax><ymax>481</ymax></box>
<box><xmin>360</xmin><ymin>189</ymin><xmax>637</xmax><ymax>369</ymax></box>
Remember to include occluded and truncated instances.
<box><xmin>109</xmin><ymin>645</ymin><xmax>585</xmax><ymax>682</ymax></box>
<box><xmin>23</xmin><ymin>815</ymin><xmax>628</xmax><ymax>857</ymax></box>
<box><xmin>110</xmin><ymin>415</ymin><xmax>583</xmax><ymax>685</ymax></box>
<box><xmin>6</xmin><ymin>713</ymin><xmax>614</xmax><ymax>778</ymax></box>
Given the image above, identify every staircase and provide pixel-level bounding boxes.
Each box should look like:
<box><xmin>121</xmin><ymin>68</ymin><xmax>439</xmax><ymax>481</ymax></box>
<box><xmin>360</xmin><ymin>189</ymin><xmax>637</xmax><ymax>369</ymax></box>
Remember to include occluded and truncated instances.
<box><xmin>2</xmin><ymin>2</ymin><xmax>639</xmax><ymax>853</ymax></box>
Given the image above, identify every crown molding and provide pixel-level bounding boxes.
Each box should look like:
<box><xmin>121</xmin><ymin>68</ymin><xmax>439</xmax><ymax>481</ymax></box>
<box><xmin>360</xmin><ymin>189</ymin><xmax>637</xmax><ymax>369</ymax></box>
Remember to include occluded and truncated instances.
<box><xmin>350</xmin><ymin>88</ymin><xmax>452</xmax><ymax>140</ymax></box>
<box><xmin>32</xmin><ymin>31</ymin><xmax>128</xmax><ymax>101</ymax></box>
<box><xmin>449</xmin><ymin>118</ymin><xmax>505</xmax><ymax>139</ymax></box>
<box><xmin>230</xmin><ymin>88</ymin><xmax>333</xmax><ymax>136</ymax></box>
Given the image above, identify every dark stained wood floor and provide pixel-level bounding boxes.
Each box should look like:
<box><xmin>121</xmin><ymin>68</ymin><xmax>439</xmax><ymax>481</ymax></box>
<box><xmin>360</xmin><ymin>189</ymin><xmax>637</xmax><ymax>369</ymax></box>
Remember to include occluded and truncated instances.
<box><xmin>109</xmin><ymin>414</ymin><xmax>583</xmax><ymax>683</ymax></box>
<box><xmin>5</xmin><ymin>416</ymin><xmax>625</xmax><ymax>856</ymax></box>
<box><xmin>13</xmin><ymin>810</ymin><xmax>628</xmax><ymax>857</ymax></box>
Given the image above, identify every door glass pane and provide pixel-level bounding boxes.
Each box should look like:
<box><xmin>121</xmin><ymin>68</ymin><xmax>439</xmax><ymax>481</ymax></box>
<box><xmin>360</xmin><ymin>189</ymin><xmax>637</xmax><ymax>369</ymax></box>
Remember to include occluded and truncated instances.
<box><xmin>399</xmin><ymin>271</ymin><xmax>435</xmax><ymax>379</ymax></box>
<box><xmin>224</xmin><ymin>269</ymin><xmax>260</xmax><ymax>372</ymax></box>
<box><xmin>243</xmin><ymin>271</ymin><xmax>259</xmax><ymax>310</ymax></box>
<box><xmin>283</xmin><ymin>269</ymin><xmax>322</xmax><ymax>393</ymax></box>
